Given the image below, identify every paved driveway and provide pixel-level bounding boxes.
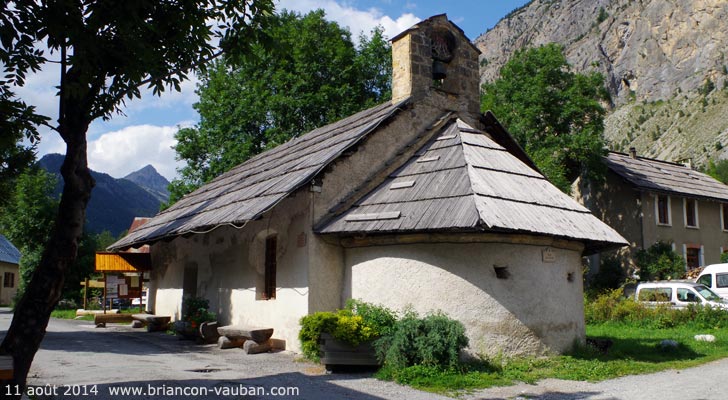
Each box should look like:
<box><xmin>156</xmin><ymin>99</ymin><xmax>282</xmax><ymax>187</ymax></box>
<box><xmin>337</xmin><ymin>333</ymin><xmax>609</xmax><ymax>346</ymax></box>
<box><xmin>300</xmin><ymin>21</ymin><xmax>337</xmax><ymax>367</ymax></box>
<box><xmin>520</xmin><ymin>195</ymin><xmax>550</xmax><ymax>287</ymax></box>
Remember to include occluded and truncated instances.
<box><xmin>1</xmin><ymin>308</ymin><xmax>728</xmax><ymax>399</ymax></box>
<box><xmin>0</xmin><ymin>309</ymin><xmax>444</xmax><ymax>400</ymax></box>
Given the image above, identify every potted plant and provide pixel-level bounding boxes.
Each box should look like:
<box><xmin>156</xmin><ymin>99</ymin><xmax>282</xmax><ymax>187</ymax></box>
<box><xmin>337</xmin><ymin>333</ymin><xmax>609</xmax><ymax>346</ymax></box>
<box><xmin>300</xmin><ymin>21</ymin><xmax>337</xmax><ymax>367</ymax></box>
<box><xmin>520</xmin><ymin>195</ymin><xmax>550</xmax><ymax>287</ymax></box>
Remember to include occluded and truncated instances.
<box><xmin>175</xmin><ymin>296</ymin><xmax>216</xmax><ymax>341</ymax></box>
<box><xmin>299</xmin><ymin>300</ymin><xmax>396</xmax><ymax>371</ymax></box>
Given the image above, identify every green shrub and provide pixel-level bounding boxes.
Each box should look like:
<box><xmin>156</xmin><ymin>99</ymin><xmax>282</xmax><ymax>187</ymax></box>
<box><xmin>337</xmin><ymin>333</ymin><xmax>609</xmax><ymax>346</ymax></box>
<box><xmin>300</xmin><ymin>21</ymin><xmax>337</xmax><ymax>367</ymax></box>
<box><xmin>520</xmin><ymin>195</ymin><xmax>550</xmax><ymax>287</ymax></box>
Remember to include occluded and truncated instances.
<box><xmin>298</xmin><ymin>300</ymin><xmax>397</xmax><ymax>361</ymax></box>
<box><xmin>182</xmin><ymin>296</ymin><xmax>216</xmax><ymax>329</ymax></box>
<box><xmin>345</xmin><ymin>298</ymin><xmax>397</xmax><ymax>337</ymax></box>
<box><xmin>585</xmin><ymin>290</ymin><xmax>728</xmax><ymax>329</ymax></box>
<box><xmin>298</xmin><ymin>311</ymin><xmax>339</xmax><ymax>361</ymax></box>
<box><xmin>375</xmin><ymin>310</ymin><xmax>468</xmax><ymax>370</ymax></box>
<box><xmin>635</xmin><ymin>242</ymin><xmax>686</xmax><ymax>281</ymax></box>
<box><xmin>596</xmin><ymin>7</ymin><xmax>609</xmax><ymax>24</ymax></box>
<box><xmin>721</xmin><ymin>252</ymin><xmax>728</xmax><ymax>263</ymax></box>
<box><xmin>589</xmin><ymin>256</ymin><xmax>627</xmax><ymax>292</ymax></box>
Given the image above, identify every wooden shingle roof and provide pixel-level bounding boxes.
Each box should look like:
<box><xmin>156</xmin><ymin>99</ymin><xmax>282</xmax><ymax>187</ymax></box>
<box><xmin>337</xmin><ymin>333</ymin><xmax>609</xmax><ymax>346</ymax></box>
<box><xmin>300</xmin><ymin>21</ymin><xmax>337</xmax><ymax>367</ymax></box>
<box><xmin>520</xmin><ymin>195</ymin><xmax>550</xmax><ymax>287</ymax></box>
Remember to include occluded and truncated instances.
<box><xmin>317</xmin><ymin>119</ymin><xmax>627</xmax><ymax>252</ymax></box>
<box><xmin>0</xmin><ymin>234</ymin><xmax>20</xmax><ymax>265</ymax></box>
<box><xmin>606</xmin><ymin>152</ymin><xmax>728</xmax><ymax>202</ymax></box>
<box><xmin>111</xmin><ymin>99</ymin><xmax>409</xmax><ymax>250</ymax></box>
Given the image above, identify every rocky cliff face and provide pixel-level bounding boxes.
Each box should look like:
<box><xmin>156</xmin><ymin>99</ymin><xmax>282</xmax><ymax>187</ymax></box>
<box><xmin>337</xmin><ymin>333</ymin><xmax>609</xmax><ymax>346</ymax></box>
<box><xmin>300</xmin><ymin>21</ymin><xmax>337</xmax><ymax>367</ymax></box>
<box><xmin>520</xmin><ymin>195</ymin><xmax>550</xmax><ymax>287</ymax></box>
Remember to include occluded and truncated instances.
<box><xmin>475</xmin><ymin>0</ymin><xmax>728</xmax><ymax>165</ymax></box>
<box><xmin>476</xmin><ymin>0</ymin><xmax>728</xmax><ymax>104</ymax></box>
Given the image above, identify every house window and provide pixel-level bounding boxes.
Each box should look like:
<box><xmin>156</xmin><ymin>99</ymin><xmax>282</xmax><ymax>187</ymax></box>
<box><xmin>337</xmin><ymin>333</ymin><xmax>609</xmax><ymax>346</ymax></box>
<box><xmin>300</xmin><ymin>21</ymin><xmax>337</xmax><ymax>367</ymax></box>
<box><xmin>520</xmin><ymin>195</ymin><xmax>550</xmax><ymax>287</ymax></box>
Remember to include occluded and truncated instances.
<box><xmin>656</xmin><ymin>194</ymin><xmax>670</xmax><ymax>225</ymax></box>
<box><xmin>3</xmin><ymin>272</ymin><xmax>14</xmax><ymax>288</ymax></box>
<box><xmin>684</xmin><ymin>198</ymin><xmax>698</xmax><ymax>228</ymax></box>
<box><xmin>722</xmin><ymin>204</ymin><xmax>728</xmax><ymax>231</ymax></box>
<box><xmin>686</xmin><ymin>247</ymin><xmax>701</xmax><ymax>270</ymax></box>
<box><xmin>263</xmin><ymin>235</ymin><xmax>277</xmax><ymax>300</ymax></box>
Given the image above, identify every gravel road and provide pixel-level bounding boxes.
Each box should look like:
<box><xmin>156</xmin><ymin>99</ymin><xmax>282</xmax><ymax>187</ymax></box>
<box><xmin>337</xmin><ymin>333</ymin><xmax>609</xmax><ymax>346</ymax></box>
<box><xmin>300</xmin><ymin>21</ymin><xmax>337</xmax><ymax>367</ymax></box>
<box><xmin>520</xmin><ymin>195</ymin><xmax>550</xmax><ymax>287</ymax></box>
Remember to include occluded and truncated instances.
<box><xmin>1</xmin><ymin>308</ymin><xmax>726</xmax><ymax>399</ymax></box>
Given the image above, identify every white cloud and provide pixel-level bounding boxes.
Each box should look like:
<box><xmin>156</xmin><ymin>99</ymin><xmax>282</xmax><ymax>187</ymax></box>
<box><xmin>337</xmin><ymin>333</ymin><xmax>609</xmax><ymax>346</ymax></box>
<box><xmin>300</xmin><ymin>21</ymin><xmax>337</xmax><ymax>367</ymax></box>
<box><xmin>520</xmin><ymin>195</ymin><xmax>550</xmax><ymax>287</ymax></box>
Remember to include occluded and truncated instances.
<box><xmin>87</xmin><ymin>124</ymin><xmax>190</xmax><ymax>181</ymax></box>
<box><xmin>276</xmin><ymin>0</ymin><xmax>420</xmax><ymax>41</ymax></box>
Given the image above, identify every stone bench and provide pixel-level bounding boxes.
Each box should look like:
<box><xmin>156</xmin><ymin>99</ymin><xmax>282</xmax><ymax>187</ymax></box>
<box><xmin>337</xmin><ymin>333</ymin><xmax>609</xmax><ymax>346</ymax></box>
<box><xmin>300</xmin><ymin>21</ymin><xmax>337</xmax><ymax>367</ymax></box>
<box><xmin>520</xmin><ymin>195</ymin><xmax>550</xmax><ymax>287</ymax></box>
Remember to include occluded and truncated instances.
<box><xmin>131</xmin><ymin>314</ymin><xmax>171</xmax><ymax>332</ymax></box>
<box><xmin>94</xmin><ymin>313</ymin><xmax>133</xmax><ymax>327</ymax></box>
<box><xmin>216</xmin><ymin>326</ymin><xmax>274</xmax><ymax>353</ymax></box>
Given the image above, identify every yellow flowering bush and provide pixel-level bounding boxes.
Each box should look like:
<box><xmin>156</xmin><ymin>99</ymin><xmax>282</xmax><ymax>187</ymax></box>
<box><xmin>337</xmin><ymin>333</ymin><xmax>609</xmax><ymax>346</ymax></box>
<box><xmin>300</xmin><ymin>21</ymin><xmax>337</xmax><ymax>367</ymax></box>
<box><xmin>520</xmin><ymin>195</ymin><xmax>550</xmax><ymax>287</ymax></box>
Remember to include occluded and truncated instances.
<box><xmin>299</xmin><ymin>300</ymin><xmax>397</xmax><ymax>361</ymax></box>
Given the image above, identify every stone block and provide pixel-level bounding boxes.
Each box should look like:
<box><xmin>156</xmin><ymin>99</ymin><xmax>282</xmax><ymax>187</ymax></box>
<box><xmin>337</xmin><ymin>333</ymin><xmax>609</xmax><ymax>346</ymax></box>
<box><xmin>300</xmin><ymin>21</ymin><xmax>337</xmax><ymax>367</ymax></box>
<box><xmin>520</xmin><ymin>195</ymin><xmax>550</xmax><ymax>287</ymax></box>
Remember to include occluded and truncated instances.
<box><xmin>216</xmin><ymin>326</ymin><xmax>274</xmax><ymax>342</ymax></box>
<box><xmin>218</xmin><ymin>336</ymin><xmax>246</xmax><ymax>349</ymax></box>
<box><xmin>243</xmin><ymin>339</ymin><xmax>272</xmax><ymax>355</ymax></box>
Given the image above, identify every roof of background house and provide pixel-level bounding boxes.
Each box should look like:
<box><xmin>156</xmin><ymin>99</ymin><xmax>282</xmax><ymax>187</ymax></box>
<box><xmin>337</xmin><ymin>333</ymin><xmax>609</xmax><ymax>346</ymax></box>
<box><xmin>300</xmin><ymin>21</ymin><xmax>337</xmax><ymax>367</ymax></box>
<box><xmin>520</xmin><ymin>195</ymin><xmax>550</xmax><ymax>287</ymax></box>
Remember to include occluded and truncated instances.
<box><xmin>0</xmin><ymin>234</ymin><xmax>21</xmax><ymax>265</ymax></box>
<box><xmin>110</xmin><ymin>99</ymin><xmax>410</xmax><ymax>250</ymax></box>
<box><xmin>605</xmin><ymin>152</ymin><xmax>728</xmax><ymax>202</ymax></box>
<box><xmin>317</xmin><ymin>118</ymin><xmax>627</xmax><ymax>253</ymax></box>
<box><xmin>128</xmin><ymin>217</ymin><xmax>152</xmax><ymax>233</ymax></box>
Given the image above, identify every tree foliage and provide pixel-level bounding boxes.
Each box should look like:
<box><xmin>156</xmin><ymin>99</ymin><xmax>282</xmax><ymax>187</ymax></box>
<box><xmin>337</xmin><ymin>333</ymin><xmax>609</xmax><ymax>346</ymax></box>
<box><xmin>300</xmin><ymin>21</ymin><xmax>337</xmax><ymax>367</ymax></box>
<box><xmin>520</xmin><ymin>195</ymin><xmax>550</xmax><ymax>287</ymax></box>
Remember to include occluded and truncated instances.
<box><xmin>0</xmin><ymin>168</ymin><xmax>58</xmax><ymax>299</ymax></box>
<box><xmin>635</xmin><ymin>241</ymin><xmax>686</xmax><ymax>281</ymax></box>
<box><xmin>168</xmin><ymin>10</ymin><xmax>391</xmax><ymax>205</ymax></box>
<box><xmin>705</xmin><ymin>159</ymin><xmax>728</xmax><ymax>184</ymax></box>
<box><xmin>0</xmin><ymin>0</ymin><xmax>274</xmax><ymax>393</ymax></box>
<box><xmin>0</xmin><ymin>167</ymin><xmax>126</xmax><ymax>305</ymax></box>
<box><xmin>481</xmin><ymin>43</ymin><xmax>610</xmax><ymax>192</ymax></box>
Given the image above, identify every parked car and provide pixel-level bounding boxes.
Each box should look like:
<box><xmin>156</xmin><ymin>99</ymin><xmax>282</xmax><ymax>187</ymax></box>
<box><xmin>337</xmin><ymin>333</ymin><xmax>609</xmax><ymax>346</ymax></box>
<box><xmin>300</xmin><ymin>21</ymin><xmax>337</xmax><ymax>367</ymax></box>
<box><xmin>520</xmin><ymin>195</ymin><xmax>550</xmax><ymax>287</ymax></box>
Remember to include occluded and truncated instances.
<box><xmin>131</xmin><ymin>291</ymin><xmax>148</xmax><ymax>307</ymax></box>
<box><xmin>696</xmin><ymin>263</ymin><xmax>728</xmax><ymax>300</ymax></box>
<box><xmin>635</xmin><ymin>281</ymin><xmax>728</xmax><ymax>310</ymax></box>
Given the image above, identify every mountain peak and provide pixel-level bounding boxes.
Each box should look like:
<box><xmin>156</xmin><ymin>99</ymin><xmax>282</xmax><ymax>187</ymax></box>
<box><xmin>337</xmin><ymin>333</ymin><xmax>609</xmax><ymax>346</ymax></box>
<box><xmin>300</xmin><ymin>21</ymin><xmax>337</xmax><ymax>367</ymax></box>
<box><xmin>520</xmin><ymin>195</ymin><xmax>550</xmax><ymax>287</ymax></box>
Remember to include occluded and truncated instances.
<box><xmin>123</xmin><ymin>164</ymin><xmax>170</xmax><ymax>203</ymax></box>
<box><xmin>38</xmin><ymin>154</ymin><xmax>163</xmax><ymax>236</ymax></box>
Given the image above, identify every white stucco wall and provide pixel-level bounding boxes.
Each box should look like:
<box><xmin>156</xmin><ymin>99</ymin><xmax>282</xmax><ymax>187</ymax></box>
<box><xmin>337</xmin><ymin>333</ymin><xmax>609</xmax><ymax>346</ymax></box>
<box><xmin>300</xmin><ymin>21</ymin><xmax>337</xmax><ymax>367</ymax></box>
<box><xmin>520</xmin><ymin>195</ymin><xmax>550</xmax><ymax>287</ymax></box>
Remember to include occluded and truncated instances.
<box><xmin>344</xmin><ymin>241</ymin><xmax>586</xmax><ymax>357</ymax></box>
<box><xmin>150</xmin><ymin>193</ymin><xmax>312</xmax><ymax>352</ymax></box>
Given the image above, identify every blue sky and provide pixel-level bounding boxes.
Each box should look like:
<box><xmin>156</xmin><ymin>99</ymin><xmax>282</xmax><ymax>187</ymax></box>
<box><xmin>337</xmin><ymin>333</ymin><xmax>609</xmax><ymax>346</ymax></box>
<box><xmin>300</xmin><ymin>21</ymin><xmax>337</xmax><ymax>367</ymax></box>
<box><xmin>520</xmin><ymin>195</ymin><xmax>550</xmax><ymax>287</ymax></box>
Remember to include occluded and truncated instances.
<box><xmin>27</xmin><ymin>0</ymin><xmax>531</xmax><ymax>180</ymax></box>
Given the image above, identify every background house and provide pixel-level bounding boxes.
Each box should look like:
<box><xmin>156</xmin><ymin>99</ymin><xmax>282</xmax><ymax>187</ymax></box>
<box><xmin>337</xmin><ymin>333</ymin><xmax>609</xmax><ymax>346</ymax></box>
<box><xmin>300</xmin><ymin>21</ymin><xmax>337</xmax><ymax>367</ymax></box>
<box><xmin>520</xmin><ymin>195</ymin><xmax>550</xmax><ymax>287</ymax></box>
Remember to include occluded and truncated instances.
<box><xmin>575</xmin><ymin>148</ymin><xmax>728</xmax><ymax>276</ymax></box>
<box><xmin>0</xmin><ymin>234</ymin><xmax>20</xmax><ymax>305</ymax></box>
<box><xmin>112</xmin><ymin>15</ymin><xmax>626</xmax><ymax>357</ymax></box>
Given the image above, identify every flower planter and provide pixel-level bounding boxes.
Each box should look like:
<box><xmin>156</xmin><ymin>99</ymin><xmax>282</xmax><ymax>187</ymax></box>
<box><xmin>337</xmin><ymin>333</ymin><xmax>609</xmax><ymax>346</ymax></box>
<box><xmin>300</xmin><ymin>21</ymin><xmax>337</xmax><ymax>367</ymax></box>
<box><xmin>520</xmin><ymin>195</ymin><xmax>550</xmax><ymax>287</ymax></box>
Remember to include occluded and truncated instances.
<box><xmin>199</xmin><ymin>321</ymin><xmax>220</xmax><ymax>344</ymax></box>
<box><xmin>319</xmin><ymin>333</ymin><xmax>379</xmax><ymax>372</ymax></box>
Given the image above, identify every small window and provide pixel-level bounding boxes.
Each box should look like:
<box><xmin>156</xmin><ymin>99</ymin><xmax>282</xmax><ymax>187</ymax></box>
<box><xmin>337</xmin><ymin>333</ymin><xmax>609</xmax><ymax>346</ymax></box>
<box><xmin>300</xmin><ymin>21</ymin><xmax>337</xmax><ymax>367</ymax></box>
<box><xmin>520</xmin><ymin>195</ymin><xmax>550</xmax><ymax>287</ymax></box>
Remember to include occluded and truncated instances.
<box><xmin>684</xmin><ymin>198</ymin><xmax>698</xmax><ymax>228</ymax></box>
<box><xmin>717</xmin><ymin>273</ymin><xmax>728</xmax><ymax>289</ymax></box>
<box><xmin>263</xmin><ymin>235</ymin><xmax>277</xmax><ymax>300</ymax></box>
<box><xmin>656</xmin><ymin>195</ymin><xmax>670</xmax><ymax>225</ymax></box>
<box><xmin>686</xmin><ymin>247</ymin><xmax>700</xmax><ymax>269</ymax></box>
<box><xmin>722</xmin><ymin>204</ymin><xmax>728</xmax><ymax>231</ymax></box>
<box><xmin>3</xmin><ymin>272</ymin><xmax>13</xmax><ymax>288</ymax></box>
<box><xmin>638</xmin><ymin>288</ymin><xmax>671</xmax><ymax>302</ymax></box>
<box><xmin>677</xmin><ymin>288</ymin><xmax>698</xmax><ymax>302</ymax></box>
<box><xmin>697</xmin><ymin>274</ymin><xmax>712</xmax><ymax>288</ymax></box>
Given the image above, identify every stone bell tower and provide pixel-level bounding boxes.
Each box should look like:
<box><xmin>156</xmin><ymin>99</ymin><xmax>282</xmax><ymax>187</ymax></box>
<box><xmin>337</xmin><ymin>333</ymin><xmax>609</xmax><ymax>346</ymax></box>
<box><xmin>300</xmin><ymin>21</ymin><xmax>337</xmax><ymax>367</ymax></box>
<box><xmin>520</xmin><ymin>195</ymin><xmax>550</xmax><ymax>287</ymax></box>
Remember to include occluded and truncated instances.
<box><xmin>390</xmin><ymin>14</ymin><xmax>481</xmax><ymax>114</ymax></box>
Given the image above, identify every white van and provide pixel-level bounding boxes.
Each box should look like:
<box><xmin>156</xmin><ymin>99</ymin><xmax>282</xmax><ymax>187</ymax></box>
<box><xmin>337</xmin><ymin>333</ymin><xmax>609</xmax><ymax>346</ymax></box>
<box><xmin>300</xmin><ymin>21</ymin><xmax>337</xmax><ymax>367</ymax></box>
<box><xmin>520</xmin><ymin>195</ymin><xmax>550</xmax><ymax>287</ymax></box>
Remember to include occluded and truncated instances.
<box><xmin>635</xmin><ymin>281</ymin><xmax>728</xmax><ymax>310</ymax></box>
<box><xmin>696</xmin><ymin>263</ymin><xmax>728</xmax><ymax>300</ymax></box>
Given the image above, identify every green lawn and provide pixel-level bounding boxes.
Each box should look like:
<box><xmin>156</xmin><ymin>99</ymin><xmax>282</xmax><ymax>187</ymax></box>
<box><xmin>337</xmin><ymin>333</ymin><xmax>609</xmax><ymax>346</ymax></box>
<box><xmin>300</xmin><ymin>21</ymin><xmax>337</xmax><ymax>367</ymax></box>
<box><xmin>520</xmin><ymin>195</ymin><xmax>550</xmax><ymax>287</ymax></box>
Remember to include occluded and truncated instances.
<box><xmin>379</xmin><ymin>323</ymin><xmax>728</xmax><ymax>396</ymax></box>
<box><xmin>50</xmin><ymin>307</ymin><xmax>144</xmax><ymax>321</ymax></box>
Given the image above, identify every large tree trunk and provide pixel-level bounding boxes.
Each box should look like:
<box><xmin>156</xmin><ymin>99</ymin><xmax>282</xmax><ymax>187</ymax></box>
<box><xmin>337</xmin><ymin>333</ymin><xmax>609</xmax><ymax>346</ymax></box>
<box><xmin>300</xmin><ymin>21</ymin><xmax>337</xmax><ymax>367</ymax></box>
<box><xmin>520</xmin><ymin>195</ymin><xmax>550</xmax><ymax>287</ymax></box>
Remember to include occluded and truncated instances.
<box><xmin>0</xmin><ymin>110</ymin><xmax>94</xmax><ymax>396</ymax></box>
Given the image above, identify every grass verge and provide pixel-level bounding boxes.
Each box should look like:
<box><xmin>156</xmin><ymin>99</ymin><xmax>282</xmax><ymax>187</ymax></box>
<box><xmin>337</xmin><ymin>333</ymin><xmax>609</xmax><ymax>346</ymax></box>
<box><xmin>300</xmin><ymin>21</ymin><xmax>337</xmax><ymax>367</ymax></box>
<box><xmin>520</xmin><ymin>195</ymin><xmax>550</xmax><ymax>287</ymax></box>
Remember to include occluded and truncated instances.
<box><xmin>51</xmin><ymin>307</ymin><xmax>144</xmax><ymax>321</ymax></box>
<box><xmin>377</xmin><ymin>323</ymin><xmax>728</xmax><ymax>396</ymax></box>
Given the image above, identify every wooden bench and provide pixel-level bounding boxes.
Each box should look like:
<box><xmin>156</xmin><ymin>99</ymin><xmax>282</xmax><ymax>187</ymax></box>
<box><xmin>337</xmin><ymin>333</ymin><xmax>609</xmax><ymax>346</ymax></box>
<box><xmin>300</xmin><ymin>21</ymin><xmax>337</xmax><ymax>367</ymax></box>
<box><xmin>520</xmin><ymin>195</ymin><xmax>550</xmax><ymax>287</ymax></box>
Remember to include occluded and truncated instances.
<box><xmin>94</xmin><ymin>313</ymin><xmax>133</xmax><ymax>327</ymax></box>
<box><xmin>131</xmin><ymin>314</ymin><xmax>171</xmax><ymax>332</ymax></box>
<box><xmin>0</xmin><ymin>355</ymin><xmax>12</xmax><ymax>380</ymax></box>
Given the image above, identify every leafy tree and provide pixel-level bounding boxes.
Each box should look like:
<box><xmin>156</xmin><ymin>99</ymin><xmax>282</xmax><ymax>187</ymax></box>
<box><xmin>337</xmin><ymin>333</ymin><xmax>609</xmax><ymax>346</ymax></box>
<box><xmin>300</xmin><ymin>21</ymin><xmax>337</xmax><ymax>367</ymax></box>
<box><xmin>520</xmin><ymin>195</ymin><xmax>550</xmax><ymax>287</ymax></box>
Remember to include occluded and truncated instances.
<box><xmin>635</xmin><ymin>241</ymin><xmax>686</xmax><ymax>281</ymax></box>
<box><xmin>481</xmin><ymin>43</ymin><xmax>610</xmax><ymax>192</ymax></box>
<box><xmin>168</xmin><ymin>10</ymin><xmax>391</xmax><ymax>205</ymax></box>
<box><xmin>0</xmin><ymin>0</ymin><xmax>273</xmax><ymax>392</ymax></box>
<box><xmin>0</xmin><ymin>167</ymin><xmax>107</xmax><ymax>305</ymax></box>
<box><xmin>706</xmin><ymin>159</ymin><xmax>728</xmax><ymax>184</ymax></box>
<box><xmin>589</xmin><ymin>256</ymin><xmax>627</xmax><ymax>292</ymax></box>
<box><xmin>0</xmin><ymin>168</ymin><xmax>58</xmax><ymax>300</ymax></box>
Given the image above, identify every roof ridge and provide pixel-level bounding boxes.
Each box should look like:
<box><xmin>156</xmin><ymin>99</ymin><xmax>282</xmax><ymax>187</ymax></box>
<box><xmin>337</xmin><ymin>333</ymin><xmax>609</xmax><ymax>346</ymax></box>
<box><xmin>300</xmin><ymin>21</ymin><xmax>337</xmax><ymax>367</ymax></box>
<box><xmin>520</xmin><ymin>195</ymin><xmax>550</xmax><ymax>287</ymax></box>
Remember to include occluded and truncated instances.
<box><xmin>472</xmin><ymin>193</ymin><xmax>590</xmax><ymax>214</ymax></box>
<box><xmin>608</xmin><ymin>151</ymin><xmax>690</xmax><ymax>168</ymax></box>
